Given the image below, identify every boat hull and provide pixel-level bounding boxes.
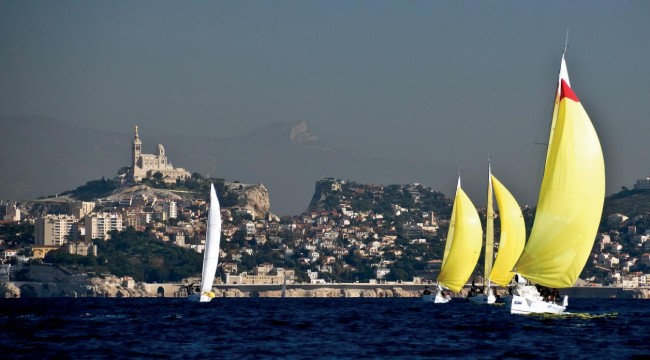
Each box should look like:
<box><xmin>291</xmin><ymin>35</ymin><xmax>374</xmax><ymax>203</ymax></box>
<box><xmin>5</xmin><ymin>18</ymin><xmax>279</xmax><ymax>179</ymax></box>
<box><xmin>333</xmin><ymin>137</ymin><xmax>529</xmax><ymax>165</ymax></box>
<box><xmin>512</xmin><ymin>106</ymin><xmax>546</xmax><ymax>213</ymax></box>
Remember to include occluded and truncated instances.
<box><xmin>506</xmin><ymin>294</ymin><xmax>566</xmax><ymax>314</ymax></box>
<box><xmin>467</xmin><ymin>293</ymin><xmax>496</xmax><ymax>305</ymax></box>
<box><xmin>422</xmin><ymin>293</ymin><xmax>451</xmax><ymax>303</ymax></box>
<box><xmin>187</xmin><ymin>293</ymin><xmax>214</xmax><ymax>303</ymax></box>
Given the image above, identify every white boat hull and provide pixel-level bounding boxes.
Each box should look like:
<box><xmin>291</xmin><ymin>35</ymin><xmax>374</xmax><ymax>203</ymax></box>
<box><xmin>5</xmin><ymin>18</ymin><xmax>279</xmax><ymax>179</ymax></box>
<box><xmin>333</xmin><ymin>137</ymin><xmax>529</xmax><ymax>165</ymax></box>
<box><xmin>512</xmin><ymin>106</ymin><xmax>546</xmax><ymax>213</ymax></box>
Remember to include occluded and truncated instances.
<box><xmin>506</xmin><ymin>294</ymin><xmax>566</xmax><ymax>314</ymax></box>
<box><xmin>422</xmin><ymin>292</ymin><xmax>451</xmax><ymax>303</ymax></box>
<box><xmin>467</xmin><ymin>293</ymin><xmax>496</xmax><ymax>305</ymax></box>
<box><xmin>187</xmin><ymin>293</ymin><xmax>214</xmax><ymax>303</ymax></box>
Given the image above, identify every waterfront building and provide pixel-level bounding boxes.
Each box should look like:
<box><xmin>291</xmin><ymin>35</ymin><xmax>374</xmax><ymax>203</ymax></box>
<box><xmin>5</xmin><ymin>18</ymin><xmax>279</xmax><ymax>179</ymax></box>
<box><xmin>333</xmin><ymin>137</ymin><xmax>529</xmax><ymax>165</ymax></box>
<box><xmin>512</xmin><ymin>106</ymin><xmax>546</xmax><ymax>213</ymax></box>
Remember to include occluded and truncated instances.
<box><xmin>35</xmin><ymin>214</ymin><xmax>79</xmax><ymax>246</ymax></box>
<box><xmin>375</xmin><ymin>267</ymin><xmax>390</xmax><ymax>279</ymax></box>
<box><xmin>225</xmin><ymin>267</ymin><xmax>295</xmax><ymax>285</ymax></box>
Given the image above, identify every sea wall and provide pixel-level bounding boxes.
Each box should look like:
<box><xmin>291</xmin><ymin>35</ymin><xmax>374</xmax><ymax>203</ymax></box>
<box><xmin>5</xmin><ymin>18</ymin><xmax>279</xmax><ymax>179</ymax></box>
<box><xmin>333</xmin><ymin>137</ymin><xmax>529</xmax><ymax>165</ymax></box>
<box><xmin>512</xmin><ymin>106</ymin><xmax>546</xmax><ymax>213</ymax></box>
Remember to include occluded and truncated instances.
<box><xmin>1</xmin><ymin>278</ymin><xmax>149</xmax><ymax>298</ymax></box>
<box><xmin>2</xmin><ymin>280</ymin><xmax>649</xmax><ymax>299</ymax></box>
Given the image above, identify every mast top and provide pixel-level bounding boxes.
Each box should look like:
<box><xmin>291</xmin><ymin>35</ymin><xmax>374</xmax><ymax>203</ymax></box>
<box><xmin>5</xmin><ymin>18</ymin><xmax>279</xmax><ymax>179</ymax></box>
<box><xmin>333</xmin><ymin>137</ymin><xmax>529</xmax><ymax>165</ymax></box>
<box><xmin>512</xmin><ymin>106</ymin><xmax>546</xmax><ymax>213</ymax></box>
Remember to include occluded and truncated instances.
<box><xmin>563</xmin><ymin>29</ymin><xmax>570</xmax><ymax>55</ymax></box>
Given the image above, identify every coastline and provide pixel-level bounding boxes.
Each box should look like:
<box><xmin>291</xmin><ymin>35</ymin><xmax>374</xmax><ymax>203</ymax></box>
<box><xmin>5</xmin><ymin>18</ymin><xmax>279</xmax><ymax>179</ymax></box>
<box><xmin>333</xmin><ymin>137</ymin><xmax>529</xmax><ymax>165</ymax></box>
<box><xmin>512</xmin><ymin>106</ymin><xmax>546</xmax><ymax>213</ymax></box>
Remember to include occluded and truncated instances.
<box><xmin>3</xmin><ymin>280</ymin><xmax>649</xmax><ymax>299</ymax></box>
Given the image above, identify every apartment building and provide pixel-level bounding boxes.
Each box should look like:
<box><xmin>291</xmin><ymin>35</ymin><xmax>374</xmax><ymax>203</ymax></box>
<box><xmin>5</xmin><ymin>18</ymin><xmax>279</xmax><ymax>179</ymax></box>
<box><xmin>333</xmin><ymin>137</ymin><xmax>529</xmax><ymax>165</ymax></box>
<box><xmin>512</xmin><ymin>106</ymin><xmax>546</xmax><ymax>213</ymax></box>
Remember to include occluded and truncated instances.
<box><xmin>85</xmin><ymin>212</ymin><xmax>123</xmax><ymax>241</ymax></box>
<box><xmin>34</xmin><ymin>214</ymin><xmax>79</xmax><ymax>246</ymax></box>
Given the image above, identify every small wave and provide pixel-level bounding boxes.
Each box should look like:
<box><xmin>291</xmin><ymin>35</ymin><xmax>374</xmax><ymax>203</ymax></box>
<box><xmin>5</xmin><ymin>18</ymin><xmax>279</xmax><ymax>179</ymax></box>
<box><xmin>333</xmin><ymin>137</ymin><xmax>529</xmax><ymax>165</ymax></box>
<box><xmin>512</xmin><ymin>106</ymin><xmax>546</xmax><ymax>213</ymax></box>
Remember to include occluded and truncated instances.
<box><xmin>560</xmin><ymin>312</ymin><xmax>619</xmax><ymax>319</ymax></box>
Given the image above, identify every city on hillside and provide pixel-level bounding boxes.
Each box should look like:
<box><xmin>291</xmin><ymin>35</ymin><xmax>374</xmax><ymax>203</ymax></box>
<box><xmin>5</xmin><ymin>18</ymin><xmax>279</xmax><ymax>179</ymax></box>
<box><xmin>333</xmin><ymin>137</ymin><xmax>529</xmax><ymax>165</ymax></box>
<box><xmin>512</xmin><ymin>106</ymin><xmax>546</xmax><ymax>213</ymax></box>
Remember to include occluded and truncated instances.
<box><xmin>2</xmin><ymin>126</ymin><xmax>650</xmax><ymax>290</ymax></box>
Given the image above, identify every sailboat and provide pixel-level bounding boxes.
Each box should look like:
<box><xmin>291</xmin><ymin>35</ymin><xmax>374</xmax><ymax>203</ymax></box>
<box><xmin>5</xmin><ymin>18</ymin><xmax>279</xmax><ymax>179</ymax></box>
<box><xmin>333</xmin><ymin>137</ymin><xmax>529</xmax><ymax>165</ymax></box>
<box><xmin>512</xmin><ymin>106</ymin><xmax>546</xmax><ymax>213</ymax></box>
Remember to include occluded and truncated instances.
<box><xmin>506</xmin><ymin>52</ymin><xmax>605</xmax><ymax>314</ymax></box>
<box><xmin>468</xmin><ymin>166</ymin><xmax>526</xmax><ymax>305</ymax></box>
<box><xmin>423</xmin><ymin>176</ymin><xmax>483</xmax><ymax>303</ymax></box>
<box><xmin>188</xmin><ymin>183</ymin><xmax>222</xmax><ymax>302</ymax></box>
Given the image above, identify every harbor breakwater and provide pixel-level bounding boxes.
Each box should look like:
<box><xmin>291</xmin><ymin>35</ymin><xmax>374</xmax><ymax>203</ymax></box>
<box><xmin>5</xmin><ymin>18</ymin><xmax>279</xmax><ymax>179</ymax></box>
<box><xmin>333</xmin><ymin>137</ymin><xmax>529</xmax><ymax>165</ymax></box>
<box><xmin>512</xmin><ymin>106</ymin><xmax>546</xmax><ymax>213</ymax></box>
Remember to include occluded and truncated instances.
<box><xmin>2</xmin><ymin>280</ymin><xmax>649</xmax><ymax>299</ymax></box>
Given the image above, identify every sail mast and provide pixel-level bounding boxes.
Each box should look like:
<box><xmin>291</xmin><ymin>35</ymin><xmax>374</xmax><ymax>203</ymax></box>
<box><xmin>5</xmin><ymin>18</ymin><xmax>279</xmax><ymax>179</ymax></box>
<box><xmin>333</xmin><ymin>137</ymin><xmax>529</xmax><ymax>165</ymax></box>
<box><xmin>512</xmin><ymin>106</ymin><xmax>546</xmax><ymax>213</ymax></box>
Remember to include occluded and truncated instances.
<box><xmin>513</xmin><ymin>54</ymin><xmax>605</xmax><ymax>288</ymax></box>
<box><xmin>484</xmin><ymin>160</ymin><xmax>494</xmax><ymax>287</ymax></box>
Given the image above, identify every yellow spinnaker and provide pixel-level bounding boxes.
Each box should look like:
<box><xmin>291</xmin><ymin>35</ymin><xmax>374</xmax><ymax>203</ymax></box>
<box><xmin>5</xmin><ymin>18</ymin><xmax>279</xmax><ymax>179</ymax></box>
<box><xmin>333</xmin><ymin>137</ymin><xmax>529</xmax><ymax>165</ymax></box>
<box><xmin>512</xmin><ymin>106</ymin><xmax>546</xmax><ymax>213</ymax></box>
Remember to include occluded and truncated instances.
<box><xmin>488</xmin><ymin>175</ymin><xmax>526</xmax><ymax>286</ymax></box>
<box><xmin>438</xmin><ymin>181</ymin><xmax>483</xmax><ymax>292</ymax></box>
<box><xmin>514</xmin><ymin>56</ymin><xmax>605</xmax><ymax>288</ymax></box>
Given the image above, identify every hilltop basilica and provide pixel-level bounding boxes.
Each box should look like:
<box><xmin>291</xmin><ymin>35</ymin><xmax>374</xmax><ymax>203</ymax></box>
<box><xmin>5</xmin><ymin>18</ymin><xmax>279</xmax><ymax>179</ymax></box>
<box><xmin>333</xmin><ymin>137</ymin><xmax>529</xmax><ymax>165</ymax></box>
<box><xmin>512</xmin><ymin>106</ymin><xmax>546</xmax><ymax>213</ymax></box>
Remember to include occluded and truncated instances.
<box><xmin>126</xmin><ymin>126</ymin><xmax>191</xmax><ymax>183</ymax></box>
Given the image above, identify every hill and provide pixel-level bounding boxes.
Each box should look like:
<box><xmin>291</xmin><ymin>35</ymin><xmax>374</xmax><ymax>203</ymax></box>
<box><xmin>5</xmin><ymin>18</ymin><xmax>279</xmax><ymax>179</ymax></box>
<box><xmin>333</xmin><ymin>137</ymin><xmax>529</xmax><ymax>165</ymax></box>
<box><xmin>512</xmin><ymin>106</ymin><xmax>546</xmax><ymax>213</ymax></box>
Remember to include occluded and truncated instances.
<box><xmin>0</xmin><ymin>116</ymin><xmax>451</xmax><ymax>215</ymax></box>
<box><xmin>43</xmin><ymin>227</ymin><xmax>203</xmax><ymax>283</ymax></box>
<box><xmin>603</xmin><ymin>188</ymin><xmax>650</xmax><ymax>220</ymax></box>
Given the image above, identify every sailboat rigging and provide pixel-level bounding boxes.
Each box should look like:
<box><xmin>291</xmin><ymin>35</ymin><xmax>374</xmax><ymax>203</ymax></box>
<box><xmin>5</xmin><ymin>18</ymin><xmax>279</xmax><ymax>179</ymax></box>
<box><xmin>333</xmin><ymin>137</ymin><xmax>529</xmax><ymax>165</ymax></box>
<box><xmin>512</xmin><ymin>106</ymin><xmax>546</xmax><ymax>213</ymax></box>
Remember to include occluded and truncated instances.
<box><xmin>468</xmin><ymin>165</ymin><xmax>526</xmax><ymax>305</ymax></box>
<box><xmin>423</xmin><ymin>176</ymin><xmax>483</xmax><ymax>303</ymax></box>
<box><xmin>507</xmin><ymin>52</ymin><xmax>605</xmax><ymax>314</ymax></box>
<box><xmin>188</xmin><ymin>183</ymin><xmax>222</xmax><ymax>302</ymax></box>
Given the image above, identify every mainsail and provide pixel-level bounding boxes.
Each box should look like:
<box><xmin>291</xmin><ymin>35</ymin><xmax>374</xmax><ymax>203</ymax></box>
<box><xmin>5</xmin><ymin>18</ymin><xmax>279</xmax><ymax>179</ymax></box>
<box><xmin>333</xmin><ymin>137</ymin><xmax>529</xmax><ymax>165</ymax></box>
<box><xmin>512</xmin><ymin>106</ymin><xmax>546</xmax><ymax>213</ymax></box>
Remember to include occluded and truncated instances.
<box><xmin>513</xmin><ymin>55</ymin><xmax>605</xmax><ymax>288</ymax></box>
<box><xmin>437</xmin><ymin>178</ymin><xmax>483</xmax><ymax>292</ymax></box>
<box><xmin>199</xmin><ymin>183</ymin><xmax>222</xmax><ymax>301</ymax></box>
<box><xmin>488</xmin><ymin>174</ymin><xmax>526</xmax><ymax>286</ymax></box>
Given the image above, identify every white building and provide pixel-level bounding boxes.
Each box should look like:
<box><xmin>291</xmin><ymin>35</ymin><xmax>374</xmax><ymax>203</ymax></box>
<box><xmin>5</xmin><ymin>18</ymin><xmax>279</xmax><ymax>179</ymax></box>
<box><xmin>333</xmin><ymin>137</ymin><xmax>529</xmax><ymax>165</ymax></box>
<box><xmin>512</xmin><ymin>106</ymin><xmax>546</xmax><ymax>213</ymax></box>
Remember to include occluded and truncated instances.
<box><xmin>242</xmin><ymin>221</ymin><xmax>256</xmax><ymax>237</ymax></box>
<box><xmin>128</xmin><ymin>125</ymin><xmax>191</xmax><ymax>182</ymax></box>
<box><xmin>85</xmin><ymin>212</ymin><xmax>123</xmax><ymax>241</ymax></box>
<box><xmin>35</xmin><ymin>215</ymin><xmax>79</xmax><ymax>246</ymax></box>
<box><xmin>634</xmin><ymin>178</ymin><xmax>650</xmax><ymax>190</ymax></box>
<box><xmin>71</xmin><ymin>201</ymin><xmax>96</xmax><ymax>219</ymax></box>
<box><xmin>0</xmin><ymin>203</ymin><xmax>20</xmax><ymax>222</ymax></box>
<box><xmin>375</xmin><ymin>267</ymin><xmax>391</xmax><ymax>279</ymax></box>
<box><xmin>64</xmin><ymin>241</ymin><xmax>98</xmax><ymax>257</ymax></box>
<box><xmin>163</xmin><ymin>201</ymin><xmax>177</xmax><ymax>219</ymax></box>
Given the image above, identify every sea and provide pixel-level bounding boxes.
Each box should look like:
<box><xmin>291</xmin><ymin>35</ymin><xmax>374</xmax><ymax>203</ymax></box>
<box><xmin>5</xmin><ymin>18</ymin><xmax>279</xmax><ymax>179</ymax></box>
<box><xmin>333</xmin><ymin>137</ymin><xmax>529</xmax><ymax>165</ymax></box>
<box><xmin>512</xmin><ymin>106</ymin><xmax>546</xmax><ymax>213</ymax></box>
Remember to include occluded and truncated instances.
<box><xmin>1</xmin><ymin>297</ymin><xmax>649</xmax><ymax>359</ymax></box>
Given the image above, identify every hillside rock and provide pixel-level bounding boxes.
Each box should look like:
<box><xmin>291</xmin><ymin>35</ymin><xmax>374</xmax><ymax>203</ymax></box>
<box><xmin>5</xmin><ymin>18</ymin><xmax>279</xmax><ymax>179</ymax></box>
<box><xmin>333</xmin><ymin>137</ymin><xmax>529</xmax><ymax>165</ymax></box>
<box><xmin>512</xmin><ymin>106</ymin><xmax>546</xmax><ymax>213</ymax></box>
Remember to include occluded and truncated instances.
<box><xmin>0</xmin><ymin>283</ymin><xmax>20</xmax><ymax>298</ymax></box>
<box><xmin>16</xmin><ymin>181</ymin><xmax>272</xmax><ymax>220</ymax></box>
<box><xmin>106</xmin><ymin>184</ymin><xmax>185</xmax><ymax>202</ymax></box>
<box><xmin>225</xmin><ymin>182</ymin><xmax>271</xmax><ymax>218</ymax></box>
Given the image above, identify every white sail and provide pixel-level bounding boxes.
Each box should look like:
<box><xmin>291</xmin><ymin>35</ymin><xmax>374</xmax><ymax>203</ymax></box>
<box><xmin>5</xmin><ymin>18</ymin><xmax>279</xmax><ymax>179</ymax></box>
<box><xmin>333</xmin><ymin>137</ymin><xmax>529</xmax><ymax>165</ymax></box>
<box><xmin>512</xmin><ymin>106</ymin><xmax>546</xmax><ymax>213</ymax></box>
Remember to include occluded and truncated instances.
<box><xmin>190</xmin><ymin>183</ymin><xmax>222</xmax><ymax>302</ymax></box>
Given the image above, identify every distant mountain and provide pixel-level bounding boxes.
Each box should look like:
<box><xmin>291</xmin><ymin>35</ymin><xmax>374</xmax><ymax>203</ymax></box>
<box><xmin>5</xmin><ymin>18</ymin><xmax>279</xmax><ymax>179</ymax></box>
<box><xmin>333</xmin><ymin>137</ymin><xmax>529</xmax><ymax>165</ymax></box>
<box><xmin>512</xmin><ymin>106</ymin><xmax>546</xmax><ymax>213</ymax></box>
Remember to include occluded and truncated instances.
<box><xmin>0</xmin><ymin>116</ymin><xmax>129</xmax><ymax>202</ymax></box>
<box><xmin>0</xmin><ymin>116</ymin><xmax>452</xmax><ymax>215</ymax></box>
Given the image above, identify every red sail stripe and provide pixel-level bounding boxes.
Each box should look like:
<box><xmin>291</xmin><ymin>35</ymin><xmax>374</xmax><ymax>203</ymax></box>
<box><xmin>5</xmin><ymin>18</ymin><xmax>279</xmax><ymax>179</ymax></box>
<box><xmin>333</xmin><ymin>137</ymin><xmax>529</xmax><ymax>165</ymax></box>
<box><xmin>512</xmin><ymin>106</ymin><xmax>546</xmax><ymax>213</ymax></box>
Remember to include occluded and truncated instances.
<box><xmin>560</xmin><ymin>79</ymin><xmax>579</xmax><ymax>102</ymax></box>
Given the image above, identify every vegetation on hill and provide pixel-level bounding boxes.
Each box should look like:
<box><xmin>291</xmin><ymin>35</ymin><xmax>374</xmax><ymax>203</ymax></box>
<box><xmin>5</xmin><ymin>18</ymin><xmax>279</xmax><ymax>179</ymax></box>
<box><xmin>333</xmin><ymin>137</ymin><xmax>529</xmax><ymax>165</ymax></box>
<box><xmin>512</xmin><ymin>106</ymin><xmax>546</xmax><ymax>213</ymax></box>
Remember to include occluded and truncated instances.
<box><xmin>603</xmin><ymin>188</ymin><xmax>650</xmax><ymax>219</ymax></box>
<box><xmin>10</xmin><ymin>179</ymin><xmax>650</xmax><ymax>286</ymax></box>
<box><xmin>44</xmin><ymin>227</ymin><xmax>202</xmax><ymax>282</ymax></box>
<box><xmin>307</xmin><ymin>179</ymin><xmax>452</xmax><ymax>217</ymax></box>
<box><xmin>63</xmin><ymin>174</ymin><xmax>240</xmax><ymax>207</ymax></box>
<box><xmin>0</xmin><ymin>222</ymin><xmax>34</xmax><ymax>248</ymax></box>
<box><xmin>61</xmin><ymin>177</ymin><xmax>121</xmax><ymax>201</ymax></box>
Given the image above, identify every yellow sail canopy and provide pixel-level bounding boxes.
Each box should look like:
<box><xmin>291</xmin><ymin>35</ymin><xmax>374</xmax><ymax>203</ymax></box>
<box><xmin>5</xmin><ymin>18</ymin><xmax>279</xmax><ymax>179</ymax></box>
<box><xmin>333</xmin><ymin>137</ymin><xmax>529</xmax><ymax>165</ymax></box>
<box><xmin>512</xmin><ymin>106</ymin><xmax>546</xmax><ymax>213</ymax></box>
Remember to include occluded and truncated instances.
<box><xmin>438</xmin><ymin>181</ymin><xmax>483</xmax><ymax>292</ymax></box>
<box><xmin>514</xmin><ymin>56</ymin><xmax>605</xmax><ymax>288</ymax></box>
<box><xmin>488</xmin><ymin>174</ymin><xmax>526</xmax><ymax>286</ymax></box>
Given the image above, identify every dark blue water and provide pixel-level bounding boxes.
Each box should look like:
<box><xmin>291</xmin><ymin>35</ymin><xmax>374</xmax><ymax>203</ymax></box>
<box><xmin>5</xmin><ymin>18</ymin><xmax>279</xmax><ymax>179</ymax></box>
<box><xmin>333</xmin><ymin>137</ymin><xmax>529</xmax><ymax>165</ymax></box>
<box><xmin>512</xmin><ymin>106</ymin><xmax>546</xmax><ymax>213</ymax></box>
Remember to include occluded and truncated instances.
<box><xmin>1</xmin><ymin>297</ymin><xmax>649</xmax><ymax>359</ymax></box>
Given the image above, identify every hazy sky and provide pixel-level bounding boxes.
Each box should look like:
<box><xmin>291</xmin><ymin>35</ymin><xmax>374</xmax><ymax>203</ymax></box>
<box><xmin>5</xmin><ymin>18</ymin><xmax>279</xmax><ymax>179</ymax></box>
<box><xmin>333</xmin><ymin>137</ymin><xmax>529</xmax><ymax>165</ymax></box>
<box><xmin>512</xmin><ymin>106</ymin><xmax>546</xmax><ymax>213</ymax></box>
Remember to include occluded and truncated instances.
<box><xmin>1</xmin><ymin>1</ymin><xmax>649</xmax><ymax>209</ymax></box>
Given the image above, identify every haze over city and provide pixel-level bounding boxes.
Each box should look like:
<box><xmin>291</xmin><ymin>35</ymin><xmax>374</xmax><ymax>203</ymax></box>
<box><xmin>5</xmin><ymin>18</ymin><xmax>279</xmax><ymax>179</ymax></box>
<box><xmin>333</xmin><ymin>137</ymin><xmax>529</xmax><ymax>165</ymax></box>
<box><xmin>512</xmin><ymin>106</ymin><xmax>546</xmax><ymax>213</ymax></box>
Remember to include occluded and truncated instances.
<box><xmin>1</xmin><ymin>1</ymin><xmax>649</xmax><ymax>215</ymax></box>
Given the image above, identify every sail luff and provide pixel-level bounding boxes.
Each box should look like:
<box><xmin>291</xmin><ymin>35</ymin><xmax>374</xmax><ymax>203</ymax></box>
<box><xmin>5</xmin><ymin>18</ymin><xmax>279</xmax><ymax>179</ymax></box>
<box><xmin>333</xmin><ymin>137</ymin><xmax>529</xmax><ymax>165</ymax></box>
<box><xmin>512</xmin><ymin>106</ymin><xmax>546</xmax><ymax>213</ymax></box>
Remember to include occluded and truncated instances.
<box><xmin>513</xmin><ymin>57</ymin><xmax>605</xmax><ymax>288</ymax></box>
<box><xmin>488</xmin><ymin>175</ymin><xmax>526</xmax><ymax>286</ymax></box>
<box><xmin>441</xmin><ymin>179</ymin><xmax>460</xmax><ymax>268</ymax></box>
<box><xmin>200</xmin><ymin>183</ymin><xmax>222</xmax><ymax>296</ymax></box>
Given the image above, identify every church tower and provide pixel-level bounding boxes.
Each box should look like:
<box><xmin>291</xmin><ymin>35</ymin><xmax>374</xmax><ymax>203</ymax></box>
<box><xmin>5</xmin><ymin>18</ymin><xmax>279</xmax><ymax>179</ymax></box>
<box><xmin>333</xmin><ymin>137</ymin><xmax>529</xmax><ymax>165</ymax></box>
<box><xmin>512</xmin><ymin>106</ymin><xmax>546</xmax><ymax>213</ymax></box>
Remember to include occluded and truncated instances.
<box><xmin>132</xmin><ymin>125</ymin><xmax>142</xmax><ymax>168</ymax></box>
<box><xmin>125</xmin><ymin>125</ymin><xmax>191</xmax><ymax>182</ymax></box>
